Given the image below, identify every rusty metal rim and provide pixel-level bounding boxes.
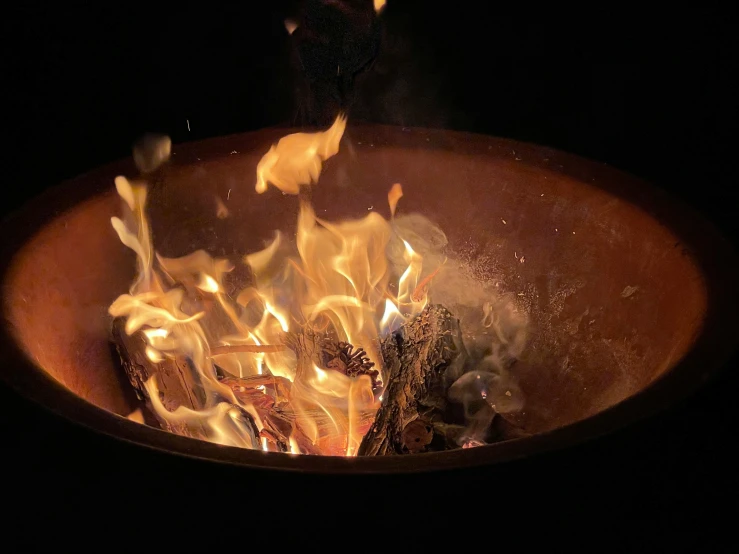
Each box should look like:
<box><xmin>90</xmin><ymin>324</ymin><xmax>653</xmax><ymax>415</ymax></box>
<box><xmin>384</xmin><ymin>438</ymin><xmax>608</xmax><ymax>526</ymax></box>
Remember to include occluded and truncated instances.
<box><xmin>2</xmin><ymin>125</ymin><xmax>738</xmax><ymax>474</ymax></box>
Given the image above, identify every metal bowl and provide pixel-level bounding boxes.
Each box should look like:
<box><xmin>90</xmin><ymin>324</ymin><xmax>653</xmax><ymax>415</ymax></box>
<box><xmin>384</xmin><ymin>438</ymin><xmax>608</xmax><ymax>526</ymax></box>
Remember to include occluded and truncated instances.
<box><xmin>2</xmin><ymin>124</ymin><xmax>737</xmax><ymax>473</ymax></box>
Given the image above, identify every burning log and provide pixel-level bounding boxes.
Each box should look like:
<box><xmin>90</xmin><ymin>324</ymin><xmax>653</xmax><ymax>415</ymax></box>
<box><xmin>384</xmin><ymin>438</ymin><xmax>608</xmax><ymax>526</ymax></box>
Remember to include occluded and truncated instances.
<box><xmin>358</xmin><ymin>304</ymin><xmax>465</xmax><ymax>456</ymax></box>
<box><xmin>111</xmin><ymin>317</ymin><xmax>211</xmax><ymax>438</ymax></box>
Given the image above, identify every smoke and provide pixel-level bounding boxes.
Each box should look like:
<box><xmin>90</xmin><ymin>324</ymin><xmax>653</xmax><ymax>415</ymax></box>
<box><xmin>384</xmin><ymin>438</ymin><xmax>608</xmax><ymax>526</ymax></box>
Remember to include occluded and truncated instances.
<box><xmin>388</xmin><ymin>213</ymin><xmax>528</xmax><ymax>446</ymax></box>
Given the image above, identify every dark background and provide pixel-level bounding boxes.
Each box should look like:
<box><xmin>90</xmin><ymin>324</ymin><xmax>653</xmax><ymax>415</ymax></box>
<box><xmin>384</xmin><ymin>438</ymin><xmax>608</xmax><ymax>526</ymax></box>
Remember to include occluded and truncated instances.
<box><xmin>2</xmin><ymin>2</ymin><xmax>737</xmax><ymax>550</ymax></box>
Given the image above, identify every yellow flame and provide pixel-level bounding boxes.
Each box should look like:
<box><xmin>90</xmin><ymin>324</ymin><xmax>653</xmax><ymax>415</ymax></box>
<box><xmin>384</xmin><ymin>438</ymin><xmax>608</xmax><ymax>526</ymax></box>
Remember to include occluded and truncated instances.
<box><xmin>145</xmin><ymin>377</ymin><xmax>259</xmax><ymax>449</ymax></box>
<box><xmin>109</xmin><ymin>118</ymin><xmax>441</xmax><ymax>457</ymax></box>
<box><xmin>143</xmin><ymin>328</ymin><xmax>168</xmax><ymax>340</ymax></box>
<box><xmin>255</xmin><ymin>114</ymin><xmax>347</xmax><ymax>195</ymax></box>
<box><xmin>314</xmin><ymin>365</ymin><xmax>329</xmax><ymax>383</ymax></box>
<box><xmin>197</xmin><ymin>273</ymin><xmax>219</xmax><ymax>293</ymax></box>
<box><xmin>145</xmin><ymin>346</ymin><xmax>163</xmax><ymax>363</ymax></box>
<box><xmin>397</xmin><ymin>239</ymin><xmax>426</xmax><ymax>313</ymax></box>
<box><xmin>127</xmin><ymin>408</ymin><xmax>145</xmax><ymax>424</ymax></box>
<box><xmin>264</xmin><ymin>300</ymin><xmax>290</xmax><ymax>333</ymax></box>
<box><xmin>379</xmin><ymin>298</ymin><xmax>403</xmax><ymax>334</ymax></box>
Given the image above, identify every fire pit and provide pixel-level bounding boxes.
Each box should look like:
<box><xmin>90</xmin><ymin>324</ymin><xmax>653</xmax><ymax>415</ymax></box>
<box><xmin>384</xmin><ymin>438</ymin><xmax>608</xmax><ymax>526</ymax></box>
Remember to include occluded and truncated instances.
<box><xmin>2</xmin><ymin>124</ymin><xmax>737</xmax><ymax>472</ymax></box>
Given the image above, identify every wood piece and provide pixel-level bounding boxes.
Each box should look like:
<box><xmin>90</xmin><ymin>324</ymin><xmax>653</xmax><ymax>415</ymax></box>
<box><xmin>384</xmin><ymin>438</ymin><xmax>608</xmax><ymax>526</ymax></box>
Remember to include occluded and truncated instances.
<box><xmin>282</xmin><ymin>327</ymin><xmax>325</xmax><ymax>383</ymax></box>
<box><xmin>358</xmin><ymin>304</ymin><xmax>465</xmax><ymax>455</ymax></box>
<box><xmin>112</xmin><ymin>317</ymin><xmax>206</xmax><ymax>433</ymax></box>
<box><xmin>111</xmin><ymin>317</ymin><xmax>262</xmax><ymax>443</ymax></box>
<box><xmin>209</xmin><ymin>344</ymin><xmax>286</xmax><ymax>356</ymax></box>
<box><xmin>221</xmin><ymin>373</ymin><xmax>376</xmax><ymax>455</ymax></box>
<box><xmin>220</xmin><ymin>374</ymin><xmax>292</xmax><ymax>406</ymax></box>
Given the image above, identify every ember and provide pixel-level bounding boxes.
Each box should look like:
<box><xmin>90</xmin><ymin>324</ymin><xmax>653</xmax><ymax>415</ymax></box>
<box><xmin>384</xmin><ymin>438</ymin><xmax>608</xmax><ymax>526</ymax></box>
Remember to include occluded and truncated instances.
<box><xmin>109</xmin><ymin>116</ymin><xmax>527</xmax><ymax>456</ymax></box>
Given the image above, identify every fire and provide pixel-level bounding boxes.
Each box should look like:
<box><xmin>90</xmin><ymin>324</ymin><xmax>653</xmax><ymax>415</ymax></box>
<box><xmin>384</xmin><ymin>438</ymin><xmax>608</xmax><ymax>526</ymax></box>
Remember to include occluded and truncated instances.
<box><xmin>388</xmin><ymin>183</ymin><xmax>403</xmax><ymax>218</ymax></box>
<box><xmin>109</xmin><ymin>115</ymin><xmax>438</xmax><ymax>456</ymax></box>
<box><xmin>255</xmin><ymin>114</ymin><xmax>347</xmax><ymax>195</ymax></box>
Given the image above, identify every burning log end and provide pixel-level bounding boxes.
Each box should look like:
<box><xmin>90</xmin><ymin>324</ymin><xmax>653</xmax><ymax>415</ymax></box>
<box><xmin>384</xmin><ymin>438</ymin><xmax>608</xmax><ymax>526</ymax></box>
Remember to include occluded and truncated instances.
<box><xmin>111</xmin><ymin>317</ymin><xmax>206</xmax><ymax>414</ymax></box>
<box><xmin>401</xmin><ymin>418</ymin><xmax>434</xmax><ymax>453</ymax></box>
<box><xmin>110</xmin><ymin>317</ymin><xmax>269</xmax><ymax>445</ymax></box>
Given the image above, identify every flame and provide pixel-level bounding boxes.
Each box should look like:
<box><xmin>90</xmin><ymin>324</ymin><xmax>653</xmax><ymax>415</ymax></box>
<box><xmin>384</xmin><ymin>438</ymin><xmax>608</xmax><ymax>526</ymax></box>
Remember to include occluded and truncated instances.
<box><xmin>145</xmin><ymin>346</ymin><xmax>163</xmax><ymax>363</ymax></box>
<box><xmin>388</xmin><ymin>183</ymin><xmax>403</xmax><ymax>218</ymax></box>
<box><xmin>127</xmin><ymin>408</ymin><xmax>145</xmax><ymax>424</ymax></box>
<box><xmin>255</xmin><ymin>114</ymin><xmax>347</xmax><ymax>195</ymax></box>
<box><xmin>379</xmin><ymin>298</ymin><xmax>404</xmax><ymax>334</ymax></box>
<box><xmin>109</xmin><ymin>122</ymin><xmax>441</xmax><ymax>457</ymax></box>
<box><xmin>197</xmin><ymin>273</ymin><xmax>220</xmax><ymax>293</ymax></box>
<box><xmin>396</xmin><ymin>239</ymin><xmax>427</xmax><ymax>315</ymax></box>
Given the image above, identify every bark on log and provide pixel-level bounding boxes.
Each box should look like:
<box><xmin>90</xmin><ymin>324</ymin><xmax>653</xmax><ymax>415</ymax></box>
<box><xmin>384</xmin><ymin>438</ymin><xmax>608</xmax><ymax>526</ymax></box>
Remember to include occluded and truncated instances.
<box><xmin>358</xmin><ymin>304</ymin><xmax>465</xmax><ymax>455</ymax></box>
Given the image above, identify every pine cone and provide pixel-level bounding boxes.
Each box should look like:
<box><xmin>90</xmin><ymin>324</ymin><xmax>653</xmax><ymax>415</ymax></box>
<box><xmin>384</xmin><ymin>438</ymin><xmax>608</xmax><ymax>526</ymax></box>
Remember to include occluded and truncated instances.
<box><xmin>320</xmin><ymin>339</ymin><xmax>380</xmax><ymax>390</ymax></box>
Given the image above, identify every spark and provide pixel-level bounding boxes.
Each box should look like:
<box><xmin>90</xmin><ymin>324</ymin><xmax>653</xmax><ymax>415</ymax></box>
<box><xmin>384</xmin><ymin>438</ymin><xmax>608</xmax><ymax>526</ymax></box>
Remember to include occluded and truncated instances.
<box><xmin>187</xmin><ymin>119</ymin><xmax>190</xmax><ymax>132</ymax></box>
<box><xmin>227</xmin><ymin>188</ymin><xmax>231</xmax><ymax>200</ymax></box>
